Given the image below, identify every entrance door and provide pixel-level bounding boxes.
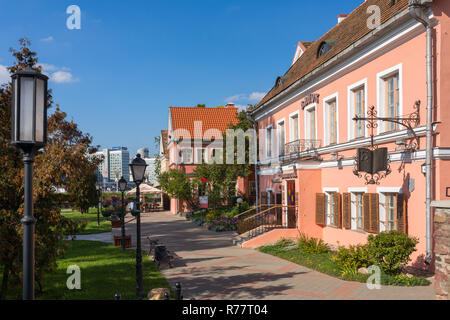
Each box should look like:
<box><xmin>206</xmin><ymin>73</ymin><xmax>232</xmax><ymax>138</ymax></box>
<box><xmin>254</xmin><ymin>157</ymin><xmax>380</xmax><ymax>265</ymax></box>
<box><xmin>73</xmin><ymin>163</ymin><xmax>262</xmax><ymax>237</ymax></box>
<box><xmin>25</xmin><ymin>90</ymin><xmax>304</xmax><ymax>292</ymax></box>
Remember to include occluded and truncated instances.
<box><xmin>286</xmin><ymin>181</ymin><xmax>297</xmax><ymax>228</ymax></box>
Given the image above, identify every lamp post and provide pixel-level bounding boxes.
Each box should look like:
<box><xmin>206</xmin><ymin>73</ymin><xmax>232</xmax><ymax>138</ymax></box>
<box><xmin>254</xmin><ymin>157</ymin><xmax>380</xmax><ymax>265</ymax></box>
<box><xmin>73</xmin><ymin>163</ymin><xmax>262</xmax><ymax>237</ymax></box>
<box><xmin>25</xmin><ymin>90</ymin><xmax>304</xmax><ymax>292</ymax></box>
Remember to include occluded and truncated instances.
<box><xmin>237</xmin><ymin>197</ymin><xmax>243</xmax><ymax>213</ymax></box>
<box><xmin>129</xmin><ymin>153</ymin><xmax>147</xmax><ymax>299</ymax></box>
<box><xmin>118</xmin><ymin>176</ymin><xmax>128</xmax><ymax>251</ymax></box>
<box><xmin>96</xmin><ymin>184</ymin><xmax>102</xmax><ymax>227</ymax></box>
<box><xmin>10</xmin><ymin>61</ymin><xmax>49</xmax><ymax>300</ymax></box>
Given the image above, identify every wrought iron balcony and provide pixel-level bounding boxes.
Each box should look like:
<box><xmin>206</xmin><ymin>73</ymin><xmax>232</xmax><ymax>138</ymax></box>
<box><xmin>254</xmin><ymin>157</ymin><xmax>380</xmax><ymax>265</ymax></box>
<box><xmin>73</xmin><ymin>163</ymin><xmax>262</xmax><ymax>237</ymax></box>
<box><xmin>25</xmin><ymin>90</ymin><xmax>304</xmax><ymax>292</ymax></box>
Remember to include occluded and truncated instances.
<box><xmin>282</xmin><ymin>139</ymin><xmax>321</xmax><ymax>161</ymax></box>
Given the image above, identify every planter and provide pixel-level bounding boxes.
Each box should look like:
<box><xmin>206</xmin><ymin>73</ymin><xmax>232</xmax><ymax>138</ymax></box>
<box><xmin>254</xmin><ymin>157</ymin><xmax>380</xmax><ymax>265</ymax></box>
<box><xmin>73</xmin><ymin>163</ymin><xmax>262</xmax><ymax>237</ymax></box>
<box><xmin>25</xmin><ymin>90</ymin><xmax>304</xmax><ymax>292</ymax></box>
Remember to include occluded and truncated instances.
<box><xmin>111</xmin><ymin>219</ymin><xmax>122</xmax><ymax>228</ymax></box>
<box><xmin>101</xmin><ymin>211</ymin><xmax>111</xmax><ymax>217</ymax></box>
<box><xmin>113</xmin><ymin>235</ymin><xmax>132</xmax><ymax>248</ymax></box>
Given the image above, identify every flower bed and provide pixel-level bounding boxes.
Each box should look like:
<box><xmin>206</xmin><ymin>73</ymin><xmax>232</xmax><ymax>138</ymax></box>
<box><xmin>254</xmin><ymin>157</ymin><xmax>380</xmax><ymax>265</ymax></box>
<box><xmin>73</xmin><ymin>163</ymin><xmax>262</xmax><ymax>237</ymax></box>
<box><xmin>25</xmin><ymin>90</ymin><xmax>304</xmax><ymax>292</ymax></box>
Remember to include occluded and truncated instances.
<box><xmin>186</xmin><ymin>208</ymin><xmax>238</xmax><ymax>232</ymax></box>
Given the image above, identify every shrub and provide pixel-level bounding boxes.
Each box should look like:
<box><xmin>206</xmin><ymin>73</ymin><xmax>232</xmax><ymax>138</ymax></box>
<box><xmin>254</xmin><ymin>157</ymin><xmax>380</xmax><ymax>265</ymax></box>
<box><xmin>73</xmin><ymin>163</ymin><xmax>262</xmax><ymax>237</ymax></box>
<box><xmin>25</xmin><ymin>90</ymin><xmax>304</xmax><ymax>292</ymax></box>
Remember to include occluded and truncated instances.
<box><xmin>366</xmin><ymin>231</ymin><xmax>418</xmax><ymax>275</ymax></box>
<box><xmin>297</xmin><ymin>234</ymin><xmax>330</xmax><ymax>254</ymax></box>
<box><xmin>274</xmin><ymin>238</ymin><xmax>296</xmax><ymax>248</ymax></box>
<box><xmin>205</xmin><ymin>210</ymin><xmax>217</xmax><ymax>223</ymax></box>
<box><xmin>333</xmin><ymin>244</ymin><xmax>370</xmax><ymax>276</ymax></box>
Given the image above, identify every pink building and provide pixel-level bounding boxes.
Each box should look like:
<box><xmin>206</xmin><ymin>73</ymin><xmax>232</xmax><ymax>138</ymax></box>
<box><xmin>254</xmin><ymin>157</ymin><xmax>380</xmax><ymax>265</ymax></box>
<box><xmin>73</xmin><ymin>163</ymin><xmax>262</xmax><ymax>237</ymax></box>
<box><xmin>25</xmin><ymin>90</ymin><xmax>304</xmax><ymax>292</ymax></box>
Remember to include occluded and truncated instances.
<box><xmin>166</xmin><ymin>104</ymin><xmax>256</xmax><ymax>214</ymax></box>
<box><xmin>247</xmin><ymin>0</ymin><xmax>450</xmax><ymax>269</ymax></box>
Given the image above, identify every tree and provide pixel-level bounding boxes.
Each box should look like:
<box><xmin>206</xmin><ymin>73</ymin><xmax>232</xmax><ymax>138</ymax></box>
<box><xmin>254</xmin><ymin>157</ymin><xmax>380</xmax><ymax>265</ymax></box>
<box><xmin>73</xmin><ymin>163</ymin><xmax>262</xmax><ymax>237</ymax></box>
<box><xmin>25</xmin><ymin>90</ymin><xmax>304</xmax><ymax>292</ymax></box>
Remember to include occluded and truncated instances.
<box><xmin>159</xmin><ymin>169</ymin><xmax>196</xmax><ymax>209</ymax></box>
<box><xmin>194</xmin><ymin>110</ymin><xmax>254</xmax><ymax>207</ymax></box>
<box><xmin>0</xmin><ymin>38</ymin><xmax>97</xmax><ymax>298</ymax></box>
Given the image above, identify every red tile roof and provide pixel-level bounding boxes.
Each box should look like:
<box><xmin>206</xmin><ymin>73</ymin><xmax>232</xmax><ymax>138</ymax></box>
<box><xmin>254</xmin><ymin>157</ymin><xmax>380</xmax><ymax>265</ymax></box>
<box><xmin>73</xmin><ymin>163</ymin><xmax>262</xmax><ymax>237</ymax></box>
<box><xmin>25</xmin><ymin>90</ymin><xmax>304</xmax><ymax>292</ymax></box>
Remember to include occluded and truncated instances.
<box><xmin>255</xmin><ymin>0</ymin><xmax>409</xmax><ymax>110</ymax></box>
<box><xmin>169</xmin><ymin>106</ymin><xmax>239</xmax><ymax>139</ymax></box>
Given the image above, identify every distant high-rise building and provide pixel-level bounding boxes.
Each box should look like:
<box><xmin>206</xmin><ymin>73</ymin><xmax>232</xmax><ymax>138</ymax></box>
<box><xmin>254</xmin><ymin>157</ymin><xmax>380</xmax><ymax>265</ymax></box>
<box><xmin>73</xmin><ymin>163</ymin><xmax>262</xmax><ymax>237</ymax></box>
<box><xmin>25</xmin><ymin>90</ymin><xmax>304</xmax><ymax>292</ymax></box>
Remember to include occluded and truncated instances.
<box><xmin>137</xmin><ymin>147</ymin><xmax>149</xmax><ymax>158</ymax></box>
<box><xmin>93</xmin><ymin>147</ymin><xmax>130</xmax><ymax>190</ymax></box>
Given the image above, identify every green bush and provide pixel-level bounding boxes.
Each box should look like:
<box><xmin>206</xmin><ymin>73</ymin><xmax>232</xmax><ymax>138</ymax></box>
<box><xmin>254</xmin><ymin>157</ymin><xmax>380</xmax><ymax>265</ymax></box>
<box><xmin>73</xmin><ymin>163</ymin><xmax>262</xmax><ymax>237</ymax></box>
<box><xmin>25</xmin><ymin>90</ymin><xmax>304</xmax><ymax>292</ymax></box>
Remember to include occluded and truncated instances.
<box><xmin>366</xmin><ymin>231</ymin><xmax>418</xmax><ymax>275</ymax></box>
<box><xmin>273</xmin><ymin>238</ymin><xmax>296</xmax><ymax>248</ymax></box>
<box><xmin>297</xmin><ymin>234</ymin><xmax>330</xmax><ymax>254</ymax></box>
<box><xmin>332</xmin><ymin>244</ymin><xmax>370</xmax><ymax>276</ymax></box>
<box><xmin>226</xmin><ymin>201</ymin><xmax>250</xmax><ymax>218</ymax></box>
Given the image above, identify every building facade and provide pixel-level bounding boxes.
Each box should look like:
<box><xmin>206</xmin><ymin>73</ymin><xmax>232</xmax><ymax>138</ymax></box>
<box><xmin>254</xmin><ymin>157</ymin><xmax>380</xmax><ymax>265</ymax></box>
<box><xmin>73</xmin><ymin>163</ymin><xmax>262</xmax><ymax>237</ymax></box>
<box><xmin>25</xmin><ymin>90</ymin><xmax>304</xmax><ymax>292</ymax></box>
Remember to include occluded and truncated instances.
<box><xmin>248</xmin><ymin>0</ymin><xmax>450</xmax><ymax>268</ymax></box>
<box><xmin>166</xmin><ymin>104</ymin><xmax>255</xmax><ymax>214</ymax></box>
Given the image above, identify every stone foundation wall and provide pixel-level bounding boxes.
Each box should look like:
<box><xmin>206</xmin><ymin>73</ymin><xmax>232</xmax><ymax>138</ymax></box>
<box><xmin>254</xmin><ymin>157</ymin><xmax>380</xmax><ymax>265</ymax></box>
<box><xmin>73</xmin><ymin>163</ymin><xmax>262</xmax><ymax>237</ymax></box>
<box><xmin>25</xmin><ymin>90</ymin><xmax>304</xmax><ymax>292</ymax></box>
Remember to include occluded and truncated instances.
<box><xmin>432</xmin><ymin>201</ymin><xmax>450</xmax><ymax>300</ymax></box>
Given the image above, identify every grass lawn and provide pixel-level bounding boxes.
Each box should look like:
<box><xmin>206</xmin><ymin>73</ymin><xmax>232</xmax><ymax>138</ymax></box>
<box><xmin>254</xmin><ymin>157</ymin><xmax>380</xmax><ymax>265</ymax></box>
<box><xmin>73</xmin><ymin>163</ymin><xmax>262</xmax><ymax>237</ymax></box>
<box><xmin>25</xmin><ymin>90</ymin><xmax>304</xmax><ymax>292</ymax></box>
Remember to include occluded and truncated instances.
<box><xmin>1</xmin><ymin>240</ymin><xmax>172</xmax><ymax>300</ymax></box>
<box><xmin>258</xmin><ymin>242</ymin><xmax>431</xmax><ymax>287</ymax></box>
<box><xmin>61</xmin><ymin>208</ymin><xmax>112</xmax><ymax>235</ymax></box>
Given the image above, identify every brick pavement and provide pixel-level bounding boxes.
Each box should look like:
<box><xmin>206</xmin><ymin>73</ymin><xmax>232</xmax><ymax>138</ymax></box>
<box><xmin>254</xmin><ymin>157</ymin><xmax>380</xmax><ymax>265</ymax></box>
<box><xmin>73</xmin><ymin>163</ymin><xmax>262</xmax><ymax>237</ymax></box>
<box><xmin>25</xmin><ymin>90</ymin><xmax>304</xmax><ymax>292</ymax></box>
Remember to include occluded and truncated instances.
<box><xmin>81</xmin><ymin>211</ymin><xmax>435</xmax><ymax>300</ymax></box>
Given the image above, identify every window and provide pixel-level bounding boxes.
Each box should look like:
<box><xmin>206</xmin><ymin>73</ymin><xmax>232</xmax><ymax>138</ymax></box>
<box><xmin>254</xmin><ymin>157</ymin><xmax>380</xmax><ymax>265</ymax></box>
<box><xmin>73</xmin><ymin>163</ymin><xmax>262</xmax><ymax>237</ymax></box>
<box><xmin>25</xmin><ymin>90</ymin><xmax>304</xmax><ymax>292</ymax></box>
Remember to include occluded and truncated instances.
<box><xmin>384</xmin><ymin>193</ymin><xmax>397</xmax><ymax>231</ymax></box>
<box><xmin>384</xmin><ymin>73</ymin><xmax>400</xmax><ymax>131</ymax></box>
<box><xmin>317</xmin><ymin>42</ymin><xmax>331</xmax><ymax>57</ymax></box>
<box><xmin>195</xmin><ymin>148</ymin><xmax>205</xmax><ymax>164</ymax></box>
<box><xmin>289</xmin><ymin>112</ymin><xmax>299</xmax><ymax>142</ymax></box>
<box><xmin>277</xmin><ymin>120</ymin><xmax>285</xmax><ymax>156</ymax></box>
<box><xmin>326</xmin><ymin>192</ymin><xmax>336</xmax><ymax>226</ymax></box>
<box><xmin>354</xmin><ymin>86</ymin><xmax>365</xmax><ymax>138</ymax></box>
<box><xmin>353</xmin><ymin>192</ymin><xmax>364</xmax><ymax>230</ymax></box>
<box><xmin>324</xmin><ymin>96</ymin><xmax>338</xmax><ymax>146</ymax></box>
<box><xmin>305</xmin><ymin>106</ymin><xmax>316</xmax><ymax>141</ymax></box>
<box><xmin>377</xmin><ymin>65</ymin><xmax>402</xmax><ymax>133</ymax></box>
<box><xmin>266</xmin><ymin>126</ymin><xmax>273</xmax><ymax>158</ymax></box>
<box><xmin>180</xmin><ymin>148</ymin><xmax>193</xmax><ymax>164</ymax></box>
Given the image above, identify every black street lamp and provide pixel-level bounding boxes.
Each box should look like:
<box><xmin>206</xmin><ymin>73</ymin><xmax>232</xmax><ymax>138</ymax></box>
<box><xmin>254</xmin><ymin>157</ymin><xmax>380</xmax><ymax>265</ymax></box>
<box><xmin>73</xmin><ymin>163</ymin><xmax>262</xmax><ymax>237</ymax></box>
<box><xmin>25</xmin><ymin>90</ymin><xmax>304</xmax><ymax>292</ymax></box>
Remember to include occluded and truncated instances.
<box><xmin>10</xmin><ymin>61</ymin><xmax>49</xmax><ymax>300</ymax></box>
<box><xmin>129</xmin><ymin>154</ymin><xmax>147</xmax><ymax>299</ymax></box>
<box><xmin>118</xmin><ymin>176</ymin><xmax>128</xmax><ymax>251</ymax></box>
<box><xmin>96</xmin><ymin>184</ymin><xmax>102</xmax><ymax>227</ymax></box>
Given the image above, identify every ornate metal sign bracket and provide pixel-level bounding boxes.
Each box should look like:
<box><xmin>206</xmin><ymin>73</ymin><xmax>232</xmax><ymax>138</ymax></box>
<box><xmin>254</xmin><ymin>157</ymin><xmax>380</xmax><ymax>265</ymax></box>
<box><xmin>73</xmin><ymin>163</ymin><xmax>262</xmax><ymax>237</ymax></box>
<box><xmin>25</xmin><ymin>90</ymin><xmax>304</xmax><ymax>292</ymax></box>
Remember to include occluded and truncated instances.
<box><xmin>351</xmin><ymin>101</ymin><xmax>420</xmax><ymax>184</ymax></box>
<box><xmin>352</xmin><ymin>100</ymin><xmax>421</xmax><ymax>151</ymax></box>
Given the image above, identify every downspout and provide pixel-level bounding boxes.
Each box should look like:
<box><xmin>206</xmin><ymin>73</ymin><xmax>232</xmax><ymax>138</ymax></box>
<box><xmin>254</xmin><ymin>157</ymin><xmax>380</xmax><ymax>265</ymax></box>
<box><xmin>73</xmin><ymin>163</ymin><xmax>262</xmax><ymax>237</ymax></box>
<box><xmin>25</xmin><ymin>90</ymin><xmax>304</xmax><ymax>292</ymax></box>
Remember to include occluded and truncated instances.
<box><xmin>175</xmin><ymin>138</ymin><xmax>179</xmax><ymax>214</ymax></box>
<box><xmin>246</xmin><ymin>111</ymin><xmax>259</xmax><ymax>209</ymax></box>
<box><xmin>409</xmin><ymin>0</ymin><xmax>433</xmax><ymax>264</ymax></box>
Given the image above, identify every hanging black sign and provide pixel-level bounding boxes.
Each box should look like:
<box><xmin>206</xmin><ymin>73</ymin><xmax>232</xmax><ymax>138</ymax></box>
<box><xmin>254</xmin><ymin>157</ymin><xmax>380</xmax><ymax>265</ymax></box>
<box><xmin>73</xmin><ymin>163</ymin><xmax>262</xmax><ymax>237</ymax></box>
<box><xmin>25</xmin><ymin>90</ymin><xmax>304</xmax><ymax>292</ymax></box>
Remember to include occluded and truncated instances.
<box><xmin>356</xmin><ymin>147</ymin><xmax>388</xmax><ymax>175</ymax></box>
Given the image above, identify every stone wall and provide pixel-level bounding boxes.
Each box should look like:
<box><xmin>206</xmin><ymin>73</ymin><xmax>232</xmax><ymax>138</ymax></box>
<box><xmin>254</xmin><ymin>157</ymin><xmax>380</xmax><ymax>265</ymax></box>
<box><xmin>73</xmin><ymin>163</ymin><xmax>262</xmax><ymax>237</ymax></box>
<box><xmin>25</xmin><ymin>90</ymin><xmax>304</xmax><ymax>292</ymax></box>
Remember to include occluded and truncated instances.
<box><xmin>432</xmin><ymin>201</ymin><xmax>450</xmax><ymax>300</ymax></box>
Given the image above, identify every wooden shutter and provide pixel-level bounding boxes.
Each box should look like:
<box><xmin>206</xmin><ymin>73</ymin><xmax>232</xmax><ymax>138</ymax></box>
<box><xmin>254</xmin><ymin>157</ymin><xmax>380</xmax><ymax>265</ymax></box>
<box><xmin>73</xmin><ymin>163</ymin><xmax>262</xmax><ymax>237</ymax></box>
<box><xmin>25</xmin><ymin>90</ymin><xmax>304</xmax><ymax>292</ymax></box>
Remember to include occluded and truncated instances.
<box><xmin>369</xmin><ymin>193</ymin><xmax>379</xmax><ymax>233</ymax></box>
<box><xmin>334</xmin><ymin>193</ymin><xmax>342</xmax><ymax>228</ymax></box>
<box><xmin>342</xmin><ymin>193</ymin><xmax>351</xmax><ymax>229</ymax></box>
<box><xmin>269</xmin><ymin>191</ymin><xmax>275</xmax><ymax>206</ymax></box>
<box><xmin>315</xmin><ymin>193</ymin><xmax>326</xmax><ymax>226</ymax></box>
<box><xmin>397</xmin><ymin>193</ymin><xmax>407</xmax><ymax>234</ymax></box>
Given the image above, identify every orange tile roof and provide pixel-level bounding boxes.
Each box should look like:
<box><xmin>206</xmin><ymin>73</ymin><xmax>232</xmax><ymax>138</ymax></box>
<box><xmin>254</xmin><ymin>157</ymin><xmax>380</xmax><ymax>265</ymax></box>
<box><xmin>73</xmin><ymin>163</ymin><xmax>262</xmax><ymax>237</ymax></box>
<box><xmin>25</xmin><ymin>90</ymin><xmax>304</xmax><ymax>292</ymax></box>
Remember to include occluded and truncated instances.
<box><xmin>255</xmin><ymin>0</ymin><xmax>409</xmax><ymax>110</ymax></box>
<box><xmin>169</xmin><ymin>106</ymin><xmax>239</xmax><ymax>139</ymax></box>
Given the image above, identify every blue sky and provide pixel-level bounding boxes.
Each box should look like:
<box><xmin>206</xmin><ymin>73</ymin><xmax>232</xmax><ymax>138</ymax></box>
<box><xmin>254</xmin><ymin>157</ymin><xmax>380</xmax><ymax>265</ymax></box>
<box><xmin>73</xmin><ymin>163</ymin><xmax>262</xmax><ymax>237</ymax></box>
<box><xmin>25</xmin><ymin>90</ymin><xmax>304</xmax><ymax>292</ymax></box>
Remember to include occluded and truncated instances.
<box><xmin>0</xmin><ymin>0</ymin><xmax>362</xmax><ymax>155</ymax></box>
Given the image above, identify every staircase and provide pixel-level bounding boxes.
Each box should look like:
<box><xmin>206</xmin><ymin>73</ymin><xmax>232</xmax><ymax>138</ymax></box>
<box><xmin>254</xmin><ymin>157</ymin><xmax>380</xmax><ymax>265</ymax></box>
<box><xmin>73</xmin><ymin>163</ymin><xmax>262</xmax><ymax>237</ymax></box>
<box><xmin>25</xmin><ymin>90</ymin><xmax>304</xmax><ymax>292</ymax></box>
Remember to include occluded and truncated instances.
<box><xmin>232</xmin><ymin>205</ymin><xmax>287</xmax><ymax>247</ymax></box>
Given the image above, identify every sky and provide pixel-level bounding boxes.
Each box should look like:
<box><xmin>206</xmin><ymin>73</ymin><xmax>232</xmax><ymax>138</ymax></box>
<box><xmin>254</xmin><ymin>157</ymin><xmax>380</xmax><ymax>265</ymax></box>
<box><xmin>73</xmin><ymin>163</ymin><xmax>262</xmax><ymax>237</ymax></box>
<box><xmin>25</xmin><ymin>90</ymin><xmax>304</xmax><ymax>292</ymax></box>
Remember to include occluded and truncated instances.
<box><xmin>0</xmin><ymin>0</ymin><xmax>363</xmax><ymax>156</ymax></box>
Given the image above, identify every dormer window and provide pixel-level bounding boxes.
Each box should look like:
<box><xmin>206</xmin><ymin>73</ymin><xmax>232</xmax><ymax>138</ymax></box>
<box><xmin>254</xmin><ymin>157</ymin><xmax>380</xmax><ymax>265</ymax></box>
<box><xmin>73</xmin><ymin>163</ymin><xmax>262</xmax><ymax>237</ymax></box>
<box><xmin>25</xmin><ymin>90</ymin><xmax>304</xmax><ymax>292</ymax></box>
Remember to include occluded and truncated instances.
<box><xmin>317</xmin><ymin>42</ymin><xmax>330</xmax><ymax>57</ymax></box>
<box><xmin>317</xmin><ymin>40</ymin><xmax>336</xmax><ymax>58</ymax></box>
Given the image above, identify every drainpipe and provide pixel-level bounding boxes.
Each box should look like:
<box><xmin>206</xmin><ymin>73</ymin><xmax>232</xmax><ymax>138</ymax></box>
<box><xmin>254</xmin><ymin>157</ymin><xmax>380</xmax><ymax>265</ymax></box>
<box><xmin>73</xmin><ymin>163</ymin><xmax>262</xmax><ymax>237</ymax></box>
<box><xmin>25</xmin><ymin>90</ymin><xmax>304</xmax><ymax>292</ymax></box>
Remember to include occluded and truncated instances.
<box><xmin>175</xmin><ymin>138</ymin><xmax>179</xmax><ymax>214</ymax></box>
<box><xmin>409</xmin><ymin>0</ymin><xmax>433</xmax><ymax>265</ymax></box>
<box><xmin>246</xmin><ymin>111</ymin><xmax>259</xmax><ymax>209</ymax></box>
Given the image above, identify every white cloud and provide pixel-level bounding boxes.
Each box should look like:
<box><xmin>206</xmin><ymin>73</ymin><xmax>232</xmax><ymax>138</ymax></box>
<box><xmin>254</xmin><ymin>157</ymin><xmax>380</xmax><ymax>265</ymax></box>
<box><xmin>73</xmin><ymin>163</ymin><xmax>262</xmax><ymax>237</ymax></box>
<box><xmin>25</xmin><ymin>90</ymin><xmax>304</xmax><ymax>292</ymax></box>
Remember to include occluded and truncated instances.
<box><xmin>41</xmin><ymin>36</ymin><xmax>54</xmax><ymax>42</ymax></box>
<box><xmin>50</xmin><ymin>71</ymin><xmax>78</xmax><ymax>83</ymax></box>
<box><xmin>248</xmin><ymin>91</ymin><xmax>266</xmax><ymax>101</ymax></box>
<box><xmin>0</xmin><ymin>65</ymin><xmax>10</xmax><ymax>85</ymax></box>
<box><xmin>225</xmin><ymin>94</ymin><xmax>245</xmax><ymax>103</ymax></box>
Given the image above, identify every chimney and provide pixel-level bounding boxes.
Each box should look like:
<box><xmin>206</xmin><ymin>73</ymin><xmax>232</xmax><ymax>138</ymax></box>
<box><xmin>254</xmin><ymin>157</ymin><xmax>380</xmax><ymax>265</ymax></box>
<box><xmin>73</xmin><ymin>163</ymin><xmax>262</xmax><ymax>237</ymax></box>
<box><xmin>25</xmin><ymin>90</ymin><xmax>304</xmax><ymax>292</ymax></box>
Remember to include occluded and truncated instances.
<box><xmin>338</xmin><ymin>14</ymin><xmax>348</xmax><ymax>24</ymax></box>
<box><xmin>226</xmin><ymin>103</ymin><xmax>235</xmax><ymax>108</ymax></box>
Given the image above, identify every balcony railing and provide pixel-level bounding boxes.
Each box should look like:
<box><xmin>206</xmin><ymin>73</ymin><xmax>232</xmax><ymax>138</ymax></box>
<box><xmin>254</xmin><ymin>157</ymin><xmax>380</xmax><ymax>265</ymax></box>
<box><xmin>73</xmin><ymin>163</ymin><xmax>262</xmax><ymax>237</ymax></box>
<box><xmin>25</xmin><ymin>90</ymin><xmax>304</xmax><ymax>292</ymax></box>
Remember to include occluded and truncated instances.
<box><xmin>283</xmin><ymin>139</ymin><xmax>321</xmax><ymax>161</ymax></box>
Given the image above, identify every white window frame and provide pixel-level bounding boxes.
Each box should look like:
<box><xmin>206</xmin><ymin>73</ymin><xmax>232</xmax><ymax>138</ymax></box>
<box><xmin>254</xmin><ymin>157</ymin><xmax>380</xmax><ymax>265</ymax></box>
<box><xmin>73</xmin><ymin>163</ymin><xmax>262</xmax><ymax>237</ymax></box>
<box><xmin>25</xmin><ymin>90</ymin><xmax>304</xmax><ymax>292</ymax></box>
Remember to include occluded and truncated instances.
<box><xmin>304</xmin><ymin>104</ymin><xmax>318</xmax><ymax>141</ymax></box>
<box><xmin>377</xmin><ymin>187</ymin><xmax>402</xmax><ymax>232</ymax></box>
<box><xmin>348</xmin><ymin>187</ymin><xmax>368</xmax><ymax>230</ymax></box>
<box><xmin>289</xmin><ymin>110</ymin><xmax>300</xmax><ymax>142</ymax></box>
<box><xmin>323</xmin><ymin>93</ymin><xmax>339</xmax><ymax>146</ymax></box>
<box><xmin>180</xmin><ymin>147</ymin><xmax>193</xmax><ymax>164</ymax></box>
<box><xmin>265</xmin><ymin>124</ymin><xmax>273</xmax><ymax>159</ymax></box>
<box><xmin>195</xmin><ymin>147</ymin><xmax>205</xmax><ymax>164</ymax></box>
<box><xmin>323</xmin><ymin>187</ymin><xmax>339</xmax><ymax>227</ymax></box>
<box><xmin>277</xmin><ymin>118</ymin><xmax>286</xmax><ymax>157</ymax></box>
<box><xmin>377</xmin><ymin>64</ymin><xmax>403</xmax><ymax>134</ymax></box>
<box><xmin>347</xmin><ymin>78</ymin><xmax>368</xmax><ymax>141</ymax></box>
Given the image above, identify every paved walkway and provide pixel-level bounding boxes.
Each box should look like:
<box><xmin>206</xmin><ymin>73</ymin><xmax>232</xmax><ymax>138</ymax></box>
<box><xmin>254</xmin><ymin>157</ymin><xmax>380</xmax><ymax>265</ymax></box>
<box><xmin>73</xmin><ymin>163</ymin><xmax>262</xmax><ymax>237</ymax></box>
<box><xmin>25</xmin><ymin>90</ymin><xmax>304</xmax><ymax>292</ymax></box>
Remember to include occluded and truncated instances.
<box><xmin>77</xmin><ymin>211</ymin><xmax>435</xmax><ymax>300</ymax></box>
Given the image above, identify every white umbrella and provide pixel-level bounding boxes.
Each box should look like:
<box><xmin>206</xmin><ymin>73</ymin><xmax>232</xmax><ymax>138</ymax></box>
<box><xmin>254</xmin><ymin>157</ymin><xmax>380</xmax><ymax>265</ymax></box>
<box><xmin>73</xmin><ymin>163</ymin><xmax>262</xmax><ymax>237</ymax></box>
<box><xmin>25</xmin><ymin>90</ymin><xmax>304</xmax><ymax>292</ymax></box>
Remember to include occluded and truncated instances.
<box><xmin>126</xmin><ymin>183</ymin><xmax>162</xmax><ymax>196</ymax></box>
